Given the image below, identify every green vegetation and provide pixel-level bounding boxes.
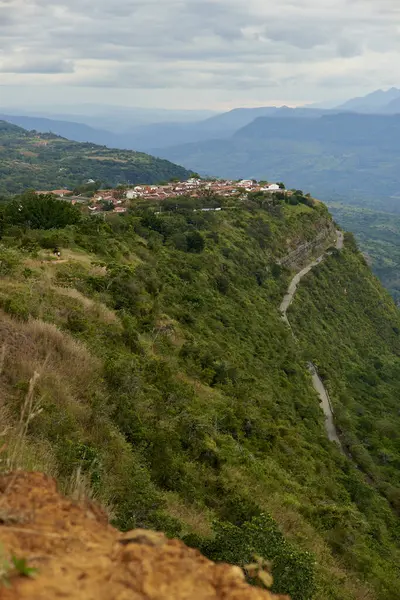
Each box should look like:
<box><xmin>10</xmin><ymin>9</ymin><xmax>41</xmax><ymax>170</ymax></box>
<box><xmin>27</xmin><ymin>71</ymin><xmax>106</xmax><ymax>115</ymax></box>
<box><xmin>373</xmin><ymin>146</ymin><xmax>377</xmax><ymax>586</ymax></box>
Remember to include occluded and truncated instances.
<box><xmin>289</xmin><ymin>234</ymin><xmax>400</xmax><ymax>597</ymax></box>
<box><xmin>328</xmin><ymin>203</ymin><xmax>400</xmax><ymax>306</ymax></box>
<box><xmin>192</xmin><ymin>514</ymin><xmax>315</xmax><ymax>600</ymax></box>
<box><xmin>0</xmin><ymin>545</ymin><xmax>38</xmax><ymax>587</ymax></box>
<box><xmin>0</xmin><ymin>190</ymin><xmax>400</xmax><ymax>599</ymax></box>
<box><xmin>3</xmin><ymin>192</ymin><xmax>81</xmax><ymax>230</ymax></box>
<box><xmin>0</xmin><ymin>120</ymin><xmax>191</xmax><ymax>196</ymax></box>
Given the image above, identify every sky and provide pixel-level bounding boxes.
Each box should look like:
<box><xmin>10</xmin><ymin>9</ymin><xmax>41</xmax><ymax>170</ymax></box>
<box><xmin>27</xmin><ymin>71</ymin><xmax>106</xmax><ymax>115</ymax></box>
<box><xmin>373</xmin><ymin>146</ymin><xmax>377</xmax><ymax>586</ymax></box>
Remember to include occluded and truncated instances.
<box><xmin>0</xmin><ymin>0</ymin><xmax>400</xmax><ymax>111</ymax></box>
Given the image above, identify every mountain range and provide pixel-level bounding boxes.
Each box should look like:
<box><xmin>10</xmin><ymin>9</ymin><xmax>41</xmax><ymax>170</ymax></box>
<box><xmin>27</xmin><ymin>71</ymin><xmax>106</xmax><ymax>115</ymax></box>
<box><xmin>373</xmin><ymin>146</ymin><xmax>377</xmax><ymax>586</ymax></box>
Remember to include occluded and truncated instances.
<box><xmin>2</xmin><ymin>87</ymin><xmax>400</xmax><ymax>153</ymax></box>
<box><xmin>0</xmin><ymin>105</ymin><xmax>218</xmax><ymax>131</ymax></box>
<box><xmin>335</xmin><ymin>87</ymin><xmax>400</xmax><ymax>113</ymax></box>
<box><xmin>0</xmin><ymin>106</ymin><xmax>330</xmax><ymax>154</ymax></box>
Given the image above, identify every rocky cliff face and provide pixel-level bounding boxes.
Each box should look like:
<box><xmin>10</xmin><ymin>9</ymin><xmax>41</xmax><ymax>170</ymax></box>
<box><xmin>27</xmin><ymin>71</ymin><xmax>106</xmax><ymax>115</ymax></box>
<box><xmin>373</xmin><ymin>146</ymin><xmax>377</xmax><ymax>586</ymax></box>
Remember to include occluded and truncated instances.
<box><xmin>278</xmin><ymin>221</ymin><xmax>336</xmax><ymax>269</ymax></box>
<box><xmin>0</xmin><ymin>472</ymin><xmax>288</xmax><ymax>600</ymax></box>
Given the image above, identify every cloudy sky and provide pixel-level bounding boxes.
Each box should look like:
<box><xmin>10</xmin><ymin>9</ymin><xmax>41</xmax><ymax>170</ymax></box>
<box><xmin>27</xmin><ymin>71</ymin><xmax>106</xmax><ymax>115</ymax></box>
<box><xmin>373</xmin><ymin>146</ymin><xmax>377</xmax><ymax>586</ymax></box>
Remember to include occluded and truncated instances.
<box><xmin>0</xmin><ymin>0</ymin><xmax>399</xmax><ymax>110</ymax></box>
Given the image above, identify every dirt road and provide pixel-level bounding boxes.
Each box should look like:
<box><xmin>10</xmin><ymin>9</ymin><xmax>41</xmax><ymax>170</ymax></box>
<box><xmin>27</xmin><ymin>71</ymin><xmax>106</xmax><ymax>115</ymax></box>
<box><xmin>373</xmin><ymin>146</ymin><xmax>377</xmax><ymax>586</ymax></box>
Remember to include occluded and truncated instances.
<box><xmin>280</xmin><ymin>231</ymin><xmax>344</xmax><ymax>450</ymax></box>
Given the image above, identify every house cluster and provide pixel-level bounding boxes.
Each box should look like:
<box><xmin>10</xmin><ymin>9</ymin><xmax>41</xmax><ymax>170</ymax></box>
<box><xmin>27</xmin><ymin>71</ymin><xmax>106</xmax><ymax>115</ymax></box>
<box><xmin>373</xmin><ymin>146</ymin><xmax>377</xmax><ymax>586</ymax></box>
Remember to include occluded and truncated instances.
<box><xmin>89</xmin><ymin>190</ymin><xmax>128</xmax><ymax>213</ymax></box>
<box><xmin>36</xmin><ymin>179</ymin><xmax>285</xmax><ymax>214</ymax></box>
<box><xmin>125</xmin><ymin>178</ymin><xmax>283</xmax><ymax>201</ymax></box>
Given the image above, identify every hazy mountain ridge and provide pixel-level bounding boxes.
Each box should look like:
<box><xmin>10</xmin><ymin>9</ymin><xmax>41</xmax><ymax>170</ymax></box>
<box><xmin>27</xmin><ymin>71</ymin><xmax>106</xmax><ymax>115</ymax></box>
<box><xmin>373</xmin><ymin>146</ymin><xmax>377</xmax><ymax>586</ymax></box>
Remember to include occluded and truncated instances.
<box><xmin>3</xmin><ymin>87</ymin><xmax>400</xmax><ymax>157</ymax></box>
<box><xmin>335</xmin><ymin>87</ymin><xmax>400</xmax><ymax>113</ymax></box>
<box><xmin>0</xmin><ymin>106</ymin><xmax>333</xmax><ymax>153</ymax></box>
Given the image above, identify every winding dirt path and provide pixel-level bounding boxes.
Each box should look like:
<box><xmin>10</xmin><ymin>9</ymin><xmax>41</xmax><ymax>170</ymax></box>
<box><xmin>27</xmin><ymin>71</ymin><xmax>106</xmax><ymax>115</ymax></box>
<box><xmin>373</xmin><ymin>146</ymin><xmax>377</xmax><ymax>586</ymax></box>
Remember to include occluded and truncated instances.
<box><xmin>279</xmin><ymin>231</ymin><xmax>344</xmax><ymax>450</ymax></box>
<box><xmin>308</xmin><ymin>362</ymin><xmax>342</xmax><ymax>446</ymax></box>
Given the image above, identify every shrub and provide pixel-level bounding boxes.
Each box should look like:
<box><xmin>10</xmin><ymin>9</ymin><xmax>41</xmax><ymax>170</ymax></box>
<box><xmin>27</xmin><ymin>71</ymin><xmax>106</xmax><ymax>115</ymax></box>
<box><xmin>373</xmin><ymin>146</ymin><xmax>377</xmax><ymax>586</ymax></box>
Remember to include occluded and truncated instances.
<box><xmin>0</xmin><ymin>246</ymin><xmax>20</xmax><ymax>276</ymax></box>
<box><xmin>204</xmin><ymin>514</ymin><xmax>316</xmax><ymax>600</ymax></box>
<box><xmin>186</xmin><ymin>231</ymin><xmax>205</xmax><ymax>253</ymax></box>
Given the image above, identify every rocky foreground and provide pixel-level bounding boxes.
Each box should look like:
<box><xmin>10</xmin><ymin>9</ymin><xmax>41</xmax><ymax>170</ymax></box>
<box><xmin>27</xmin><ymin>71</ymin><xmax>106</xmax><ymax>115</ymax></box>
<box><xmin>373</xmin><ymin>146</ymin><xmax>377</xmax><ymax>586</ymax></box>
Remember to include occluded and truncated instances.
<box><xmin>0</xmin><ymin>472</ymin><xmax>288</xmax><ymax>599</ymax></box>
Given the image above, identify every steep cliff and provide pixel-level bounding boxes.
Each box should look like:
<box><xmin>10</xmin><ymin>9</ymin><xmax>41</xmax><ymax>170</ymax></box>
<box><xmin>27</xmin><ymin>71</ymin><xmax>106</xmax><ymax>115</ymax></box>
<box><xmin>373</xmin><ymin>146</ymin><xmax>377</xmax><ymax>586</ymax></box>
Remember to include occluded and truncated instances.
<box><xmin>0</xmin><ymin>193</ymin><xmax>400</xmax><ymax>599</ymax></box>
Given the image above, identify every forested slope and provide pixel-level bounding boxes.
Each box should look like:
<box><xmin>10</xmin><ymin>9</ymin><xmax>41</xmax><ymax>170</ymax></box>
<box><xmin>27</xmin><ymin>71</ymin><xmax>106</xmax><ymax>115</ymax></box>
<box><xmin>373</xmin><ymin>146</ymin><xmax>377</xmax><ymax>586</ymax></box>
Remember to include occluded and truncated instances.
<box><xmin>0</xmin><ymin>120</ymin><xmax>191</xmax><ymax>195</ymax></box>
<box><xmin>290</xmin><ymin>234</ymin><xmax>400</xmax><ymax>506</ymax></box>
<box><xmin>1</xmin><ymin>191</ymin><xmax>400</xmax><ymax>599</ymax></box>
<box><xmin>328</xmin><ymin>203</ymin><xmax>400</xmax><ymax>306</ymax></box>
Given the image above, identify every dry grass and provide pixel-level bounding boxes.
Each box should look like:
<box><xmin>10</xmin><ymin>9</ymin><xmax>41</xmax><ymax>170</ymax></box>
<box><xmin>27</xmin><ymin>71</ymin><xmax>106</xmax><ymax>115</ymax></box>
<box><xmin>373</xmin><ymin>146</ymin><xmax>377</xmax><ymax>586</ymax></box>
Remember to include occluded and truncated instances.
<box><xmin>0</xmin><ymin>311</ymin><xmax>101</xmax><ymax>479</ymax></box>
<box><xmin>0</xmin><ymin>344</ymin><xmax>6</xmax><ymax>377</ymax></box>
<box><xmin>11</xmin><ymin>318</ymin><xmax>99</xmax><ymax>390</ymax></box>
<box><xmin>63</xmin><ymin>466</ymin><xmax>116</xmax><ymax>521</ymax></box>
<box><xmin>23</xmin><ymin>248</ymin><xmax>98</xmax><ymax>269</ymax></box>
<box><xmin>86</xmin><ymin>156</ymin><xmax>128</xmax><ymax>163</ymax></box>
<box><xmin>53</xmin><ymin>287</ymin><xmax>119</xmax><ymax>326</ymax></box>
<box><xmin>64</xmin><ymin>466</ymin><xmax>94</xmax><ymax>504</ymax></box>
<box><xmin>8</xmin><ymin>370</ymin><xmax>43</xmax><ymax>471</ymax></box>
<box><xmin>19</xmin><ymin>150</ymin><xmax>38</xmax><ymax>158</ymax></box>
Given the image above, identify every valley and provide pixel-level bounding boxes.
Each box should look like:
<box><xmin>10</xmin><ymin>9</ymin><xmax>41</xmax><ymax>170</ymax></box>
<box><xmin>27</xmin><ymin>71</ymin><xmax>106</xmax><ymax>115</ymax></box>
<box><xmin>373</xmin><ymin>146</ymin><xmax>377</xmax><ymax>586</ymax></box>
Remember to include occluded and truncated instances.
<box><xmin>328</xmin><ymin>203</ymin><xmax>400</xmax><ymax>305</ymax></box>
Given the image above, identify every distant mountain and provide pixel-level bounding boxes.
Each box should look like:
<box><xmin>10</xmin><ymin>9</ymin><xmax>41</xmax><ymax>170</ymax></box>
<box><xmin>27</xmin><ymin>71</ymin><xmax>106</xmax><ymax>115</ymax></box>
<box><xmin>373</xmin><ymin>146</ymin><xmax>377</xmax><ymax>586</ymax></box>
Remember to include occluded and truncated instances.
<box><xmin>0</xmin><ymin>114</ymin><xmax>121</xmax><ymax>147</ymax></box>
<box><xmin>335</xmin><ymin>87</ymin><xmax>400</xmax><ymax>113</ymax></box>
<box><xmin>382</xmin><ymin>95</ymin><xmax>400</xmax><ymax>114</ymax></box>
<box><xmin>0</xmin><ymin>105</ymin><xmax>219</xmax><ymax>132</ymax></box>
<box><xmin>157</xmin><ymin>112</ymin><xmax>400</xmax><ymax>213</ymax></box>
<box><xmin>199</xmin><ymin>106</ymin><xmax>279</xmax><ymax>132</ymax></box>
<box><xmin>124</xmin><ymin>107</ymin><xmax>328</xmax><ymax>151</ymax></box>
<box><xmin>1</xmin><ymin>106</ymin><xmax>336</xmax><ymax>156</ymax></box>
<box><xmin>0</xmin><ymin>120</ymin><xmax>191</xmax><ymax>195</ymax></box>
<box><xmin>198</xmin><ymin>105</ymin><xmax>330</xmax><ymax>133</ymax></box>
<box><xmin>0</xmin><ymin>113</ymin><xmax>232</xmax><ymax>153</ymax></box>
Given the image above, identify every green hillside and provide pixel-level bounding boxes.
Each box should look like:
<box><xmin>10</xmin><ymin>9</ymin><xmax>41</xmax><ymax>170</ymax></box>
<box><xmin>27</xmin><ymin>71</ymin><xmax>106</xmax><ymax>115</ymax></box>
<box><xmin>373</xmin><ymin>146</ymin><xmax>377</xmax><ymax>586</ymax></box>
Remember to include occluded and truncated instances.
<box><xmin>1</xmin><ymin>190</ymin><xmax>400</xmax><ymax>599</ymax></box>
<box><xmin>0</xmin><ymin>120</ymin><xmax>191</xmax><ymax>195</ymax></box>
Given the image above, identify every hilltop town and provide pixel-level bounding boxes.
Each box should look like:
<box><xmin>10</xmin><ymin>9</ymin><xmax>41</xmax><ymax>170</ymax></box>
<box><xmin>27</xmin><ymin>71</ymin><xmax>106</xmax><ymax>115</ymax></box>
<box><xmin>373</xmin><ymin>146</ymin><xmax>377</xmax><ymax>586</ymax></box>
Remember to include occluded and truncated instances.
<box><xmin>36</xmin><ymin>178</ymin><xmax>287</xmax><ymax>214</ymax></box>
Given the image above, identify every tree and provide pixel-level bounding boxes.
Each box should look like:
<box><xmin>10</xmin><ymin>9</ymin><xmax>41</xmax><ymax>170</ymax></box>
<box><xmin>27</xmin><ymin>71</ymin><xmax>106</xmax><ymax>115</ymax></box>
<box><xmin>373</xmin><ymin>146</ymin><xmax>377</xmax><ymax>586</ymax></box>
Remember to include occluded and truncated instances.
<box><xmin>278</xmin><ymin>182</ymin><xmax>286</xmax><ymax>190</ymax></box>
<box><xmin>186</xmin><ymin>231</ymin><xmax>205</xmax><ymax>253</ymax></box>
<box><xmin>73</xmin><ymin>181</ymin><xmax>100</xmax><ymax>196</ymax></box>
<box><xmin>5</xmin><ymin>192</ymin><xmax>81</xmax><ymax>230</ymax></box>
<box><xmin>101</xmin><ymin>200</ymin><xmax>114</xmax><ymax>212</ymax></box>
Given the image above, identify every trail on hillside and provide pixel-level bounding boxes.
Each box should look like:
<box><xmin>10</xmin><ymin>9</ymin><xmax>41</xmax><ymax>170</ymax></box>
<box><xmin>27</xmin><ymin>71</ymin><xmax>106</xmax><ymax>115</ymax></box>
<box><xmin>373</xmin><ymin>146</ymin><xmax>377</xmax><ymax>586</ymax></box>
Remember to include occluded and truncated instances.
<box><xmin>280</xmin><ymin>231</ymin><xmax>344</xmax><ymax>450</ymax></box>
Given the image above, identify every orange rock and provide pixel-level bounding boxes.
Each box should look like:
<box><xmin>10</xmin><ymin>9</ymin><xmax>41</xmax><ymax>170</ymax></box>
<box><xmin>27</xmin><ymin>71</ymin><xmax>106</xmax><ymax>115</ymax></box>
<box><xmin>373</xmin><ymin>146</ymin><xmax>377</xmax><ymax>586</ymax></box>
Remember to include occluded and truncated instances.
<box><xmin>0</xmin><ymin>472</ymin><xmax>289</xmax><ymax>600</ymax></box>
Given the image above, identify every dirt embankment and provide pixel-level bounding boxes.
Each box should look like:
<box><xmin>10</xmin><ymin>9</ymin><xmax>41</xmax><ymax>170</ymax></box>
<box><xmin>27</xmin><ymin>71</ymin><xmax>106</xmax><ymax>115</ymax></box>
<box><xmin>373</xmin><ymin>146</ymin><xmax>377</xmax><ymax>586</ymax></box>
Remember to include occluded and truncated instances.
<box><xmin>0</xmin><ymin>472</ymin><xmax>288</xmax><ymax>600</ymax></box>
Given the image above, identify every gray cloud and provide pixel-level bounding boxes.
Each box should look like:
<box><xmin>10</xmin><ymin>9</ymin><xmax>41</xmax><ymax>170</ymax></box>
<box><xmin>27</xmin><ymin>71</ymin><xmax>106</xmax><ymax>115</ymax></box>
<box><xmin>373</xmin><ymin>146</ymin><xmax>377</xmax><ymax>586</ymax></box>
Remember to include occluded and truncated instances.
<box><xmin>0</xmin><ymin>0</ymin><xmax>399</xmax><ymax>107</ymax></box>
<box><xmin>0</xmin><ymin>56</ymin><xmax>74</xmax><ymax>74</ymax></box>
